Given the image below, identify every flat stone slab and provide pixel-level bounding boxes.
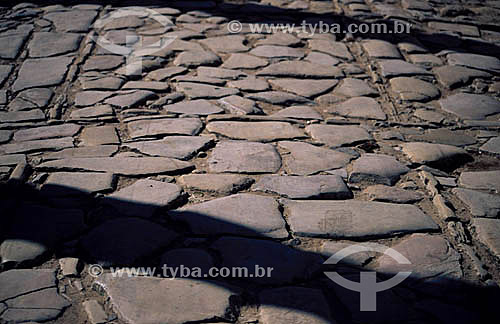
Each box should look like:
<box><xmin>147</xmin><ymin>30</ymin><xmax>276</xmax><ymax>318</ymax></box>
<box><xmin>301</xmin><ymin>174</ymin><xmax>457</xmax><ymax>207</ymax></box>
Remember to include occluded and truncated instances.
<box><xmin>377</xmin><ymin>234</ymin><xmax>462</xmax><ymax>280</ymax></box>
<box><xmin>378</xmin><ymin>60</ymin><xmax>431</xmax><ymax>78</ymax></box>
<box><xmin>0</xmin><ymin>109</ymin><xmax>45</xmax><ymax>123</ymax></box>
<box><xmin>104</xmin><ymin>90</ymin><xmax>156</xmax><ymax>108</ymax></box>
<box><xmin>207</xmin><ymin>121</ymin><xmax>305</xmax><ymax>142</ymax></box>
<box><xmin>480</xmin><ymin>137</ymin><xmax>500</xmax><ymax>155</ymax></box>
<box><xmin>37</xmin><ymin>157</ymin><xmax>193</xmax><ymax>176</ymax></box>
<box><xmin>211</xmin><ymin>237</ymin><xmax>321</xmax><ymax>284</ymax></box>
<box><xmin>259</xmin><ymin>287</ymin><xmax>333</xmax><ymax>324</ymax></box>
<box><xmin>69</xmin><ymin>104</ymin><xmax>115</xmax><ymax>121</ymax></box>
<box><xmin>328</xmin><ymin>97</ymin><xmax>386</xmax><ymax>120</ymax></box>
<box><xmin>9</xmin><ymin>88</ymin><xmax>54</xmax><ymax>111</ymax></box>
<box><xmin>83</xmin><ymin>55</ymin><xmax>124</xmax><ymax>71</ymax></box>
<box><xmin>127</xmin><ymin>118</ymin><xmax>202</xmax><ymax>138</ymax></box>
<box><xmin>163</xmin><ymin>99</ymin><xmax>224</xmax><ymax>115</ymax></box>
<box><xmin>278</xmin><ymin>141</ymin><xmax>352</xmax><ymax>175</ymax></box>
<box><xmin>250</xmin><ymin>45</ymin><xmax>304</xmax><ymax>59</ymax></box>
<box><xmin>0</xmin><ymin>130</ymin><xmax>12</xmax><ymax>144</ymax></box>
<box><xmin>471</xmin><ymin>218</ymin><xmax>500</xmax><ymax>259</ymax></box>
<box><xmin>363</xmin><ymin>185</ymin><xmax>423</xmax><ymax>203</ymax></box>
<box><xmin>43</xmin><ymin>145</ymin><xmax>118</xmax><ymax>160</ymax></box>
<box><xmin>178</xmin><ymin>174</ymin><xmax>254</xmax><ymax>194</ymax></box>
<box><xmin>452</xmin><ymin>188</ymin><xmax>500</xmax><ymax>218</ymax></box>
<box><xmin>0</xmin><ymin>65</ymin><xmax>13</xmax><ymax>86</ymax></box>
<box><xmin>434</xmin><ymin>65</ymin><xmax>492</xmax><ymax>89</ymax></box>
<box><xmin>42</xmin><ymin>172</ymin><xmax>114</xmax><ymax>196</ymax></box>
<box><xmin>247</xmin><ymin>91</ymin><xmax>310</xmax><ymax>105</ymax></box>
<box><xmin>334</xmin><ymin>78</ymin><xmax>378</xmax><ymax>97</ymax></box>
<box><xmin>122</xmin><ymin>81</ymin><xmax>170</xmax><ymax>92</ymax></box>
<box><xmin>123</xmin><ymin>136</ymin><xmax>212</xmax><ymax>160</ymax></box>
<box><xmin>439</xmin><ymin>93</ymin><xmax>500</xmax><ymax>120</ymax></box>
<box><xmin>80</xmin><ymin>126</ymin><xmax>119</xmax><ymax>146</ymax></box>
<box><xmin>228</xmin><ymin>77</ymin><xmax>269</xmax><ymax>92</ymax></box>
<box><xmin>257</xmin><ymin>61</ymin><xmax>343</xmax><ymax>79</ymax></box>
<box><xmin>349</xmin><ymin>154</ymin><xmax>409</xmax><ymax>185</ymax></box>
<box><xmin>362</xmin><ymin>40</ymin><xmax>402</xmax><ymax>59</ymax></box>
<box><xmin>217</xmin><ymin>95</ymin><xmax>260</xmax><ymax>115</ymax></box>
<box><xmin>13</xmin><ymin>124</ymin><xmax>81</xmax><ymax>142</ymax></box>
<box><xmin>283</xmin><ymin>200</ymin><xmax>438</xmax><ymax>238</ymax></box>
<box><xmin>253</xmin><ymin>174</ymin><xmax>351</xmax><ymax>199</ymax></box>
<box><xmin>170</xmin><ymin>193</ymin><xmax>288</xmax><ymax>238</ymax></box>
<box><xmin>28</xmin><ymin>32</ymin><xmax>82</xmax><ymax>57</ymax></box>
<box><xmin>320</xmin><ymin>241</ymin><xmax>375</xmax><ymax>266</ymax></box>
<box><xmin>390</xmin><ymin>77</ymin><xmax>440</xmax><ymax>102</ymax></box>
<box><xmin>0</xmin><ymin>137</ymin><xmax>74</xmax><ymax>154</ymax></box>
<box><xmin>159</xmin><ymin>248</ymin><xmax>214</xmax><ymax>273</ymax></box>
<box><xmin>176</xmin><ymin>82</ymin><xmax>239</xmax><ymax>99</ymax></box>
<box><xmin>447</xmin><ymin>53</ymin><xmax>500</xmax><ymax>74</ymax></box>
<box><xmin>0</xmin><ymin>270</ymin><xmax>70</xmax><ymax>323</ymax></box>
<box><xmin>269</xmin><ymin>79</ymin><xmax>338</xmax><ymax>97</ymax></box>
<box><xmin>197</xmin><ymin>67</ymin><xmax>247</xmax><ymax>80</ymax></box>
<box><xmin>12</xmin><ymin>56</ymin><xmax>74</xmax><ymax>92</ymax></box>
<box><xmin>401</xmin><ymin>142</ymin><xmax>468</xmax><ymax>166</ymax></box>
<box><xmin>0</xmin><ymin>154</ymin><xmax>26</xmax><ymax>166</ymax></box>
<box><xmin>44</xmin><ymin>9</ymin><xmax>98</xmax><ymax>32</ymax></box>
<box><xmin>459</xmin><ymin>170</ymin><xmax>500</xmax><ymax>193</ymax></box>
<box><xmin>106</xmin><ymin>180</ymin><xmax>183</xmax><ymax>218</ymax></box>
<box><xmin>95</xmin><ymin>275</ymin><xmax>238</xmax><ymax>324</ymax></box>
<box><xmin>75</xmin><ymin>91</ymin><xmax>114</xmax><ymax>107</ymax></box>
<box><xmin>309</xmin><ymin>40</ymin><xmax>353</xmax><ymax>61</ymax></box>
<box><xmin>0</xmin><ymin>26</ymin><xmax>31</xmax><ymax>59</ymax></box>
<box><xmin>199</xmin><ymin>35</ymin><xmax>249</xmax><ymax>53</ymax></box>
<box><xmin>306</xmin><ymin>124</ymin><xmax>373</xmax><ymax>147</ymax></box>
<box><xmin>174</xmin><ymin>50</ymin><xmax>221</xmax><ymax>67</ymax></box>
<box><xmin>222</xmin><ymin>53</ymin><xmax>268</xmax><ymax>69</ymax></box>
<box><xmin>208</xmin><ymin>141</ymin><xmax>281</xmax><ymax>173</ymax></box>
<box><xmin>408</xmin><ymin>129</ymin><xmax>476</xmax><ymax>147</ymax></box>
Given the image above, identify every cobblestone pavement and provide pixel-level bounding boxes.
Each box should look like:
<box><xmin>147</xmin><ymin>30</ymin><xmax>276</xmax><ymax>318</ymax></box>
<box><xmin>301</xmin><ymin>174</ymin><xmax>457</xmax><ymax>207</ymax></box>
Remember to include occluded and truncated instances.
<box><xmin>1</xmin><ymin>0</ymin><xmax>500</xmax><ymax>323</ymax></box>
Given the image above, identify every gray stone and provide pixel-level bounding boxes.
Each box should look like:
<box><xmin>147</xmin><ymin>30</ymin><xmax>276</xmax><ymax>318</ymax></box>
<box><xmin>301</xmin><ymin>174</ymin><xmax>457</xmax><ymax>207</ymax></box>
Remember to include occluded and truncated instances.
<box><xmin>37</xmin><ymin>157</ymin><xmax>193</xmax><ymax>176</ymax></box>
<box><xmin>447</xmin><ymin>53</ymin><xmax>500</xmax><ymax>74</ymax></box>
<box><xmin>459</xmin><ymin>170</ymin><xmax>500</xmax><ymax>193</ymax></box>
<box><xmin>12</xmin><ymin>56</ymin><xmax>74</xmax><ymax>92</ymax></box>
<box><xmin>272</xmin><ymin>105</ymin><xmax>323</xmax><ymax>120</ymax></box>
<box><xmin>59</xmin><ymin>257</ymin><xmax>80</xmax><ymax>276</ymax></box>
<box><xmin>283</xmin><ymin>200</ymin><xmax>438</xmax><ymax>238</ymax></box>
<box><xmin>70</xmin><ymin>104</ymin><xmax>115</xmax><ymax>121</ymax></box>
<box><xmin>197</xmin><ymin>66</ymin><xmax>247</xmax><ymax>80</ymax></box>
<box><xmin>306</xmin><ymin>124</ymin><xmax>373</xmax><ymax>147</ymax></box>
<box><xmin>80</xmin><ymin>126</ymin><xmax>119</xmax><ymax>146</ymax></box>
<box><xmin>122</xmin><ymin>81</ymin><xmax>170</xmax><ymax>92</ymax></box>
<box><xmin>176</xmin><ymin>82</ymin><xmax>239</xmax><ymax>99</ymax></box>
<box><xmin>42</xmin><ymin>172</ymin><xmax>115</xmax><ymax>196</ymax></box>
<box><xmin>413</xmin><ymin>109</ymin><xmax>446</xmax><ymax>124</ymax></box>
<box><xmin>0</xmin><ymin>65</ymin><xmax>13</xmax><ymax>86</ymax></box>
<box><xmin>228</xmin><ymin>77</ymin><xmax>269</xmax><ymax>92</ymax></box>
<box><xmin>439</xmin><ymin>93</ymin><xmax>500</xmax><ymax>120</ymax></box>
<box><xmin>104</xmin><ymin>90</ymin><xmax>156</xmax><ymax>108</ymax></box>
<box><xmin>208</xmin><ymin>141</ymin><xmax>281</xmax><ymax>173</ymax></box>
<box><xmin>305</xmin><ymin>51</ymin><xmax>341</xmax><ymax>66</ymax></box>
<box><xmin>95</xmin><ymin>275</ymin><xmax>238</xmax><ymax>324</ymax></box>
<box><xmin>83</xmin><ymin>55</ymin><xmax>124</xmax><ymax>71</ymax></box>
<box><xmin>320</xmin><ymin>241</ymin><xmax>375</xmax><ymax>266</ymax></box>
<box><xmin>106</xmin><ymin>180</ymin><xmax>183</xmax><ymax>218</ymax></box>
<box><xmin>309</xmin><ymin>40</ymin><xmax>353</xmax><ymax>61</ymax></box>
<box><xmin>222</xmin><ymin>53</ymin><xmax>268</xmax><ymax>69</ymax></box>
<box><xmin>163</xmin><ymin>99</ymin><xmax>224</xmax><ymax>115</ymax></box>
<box><xmin>170</xmin><ymin>193</ymin><xmax>288</xmax><ymax>238</ymax></box>
<box><xmin>250</xmin><ymin>45</ymin><xmax>304</xmax><ymax>59</ymax></box>
<box><xmin>329</xmin><ymin>97</ymin><xmax>386</xmax><ymax>120</ymax></box>
<box><xmin>80</xmin><ymin>218</ymin><xmax>178</xmax><ymax>266</ymax></box>
<box><xmin>127</xmin><ymin>118</ymin><xmax>202</xmax><ymax>138</ymax></box>
<box><xmin>211</xmin><ymin>237</ymin><xmax>321</xmax><ymax>284</ymax></box>
<box><xmin>334</xmin><ymin>78</ymin><xmax>378</xmax><ymax>97</ymax></box>
<box><xmin>44</xmin><ymin>10</ymin><xmax>98</xmax><ymax>32</ymax></box>
<box><xmin>75</xmin><ymin>91</ymin><xmax>114</xmax><ymax>107</ymax></box>
<box><xmin>174</xmin><ymin>50</ymin><xmax>221</xmax><ymax>67</ymax></box>
<box><xmin>80</xmin><ymin>75</ymin><xmax>125</xmax><ymax>90</ymax></box>
<box><xmin>147</xmin><ymin>66</ymin><xmax>187</xmax><ymax>81</ymax></box>
<box><xmin>409</xmin><ymin>54</ymin><xmax>442</xmax><ymax>66</ymax></box>
<box><xmin>269</xmin><ymin>79</ymin><xmax>338</xmax><ymax>97</ymax></box>
<box><xmin>253</xmin><ymin>174</ymin><xmax>351</xmax><ymax>199</ymax></box>
<box><xmin>207</xmin><ymin>121</ymin><xmax>305</xmax><ymax>142</ymax></box>
<box><xmin>8</xmin><ymin>88</ymin><xmax>54</xmax><ymax>111</ymax></box>
<box><xmin>199</xmin><ymin>35</ymin><xmax>249</xmax><ymax>53</ymax></box>
<box><xmin>480</xmin><ymin>137</ymin><xmax>500</xmax><ymax>154</ymax></box>
<box><xmin>428</xmin><ymin>21</ymin><xmax>479</xmax><ymax>37</ymax></box>
<box><xmin>0</xmin><ymin>154</ymin><xmax>26</xmax><ymax>166</ymax></box>
<box><xmin>259</xmin><ymin>287</ymin><xmax>334</xmax><ymax>324</ymax></box>
<box><xmin>43</xmin><ymin>145</ymin><xmax>118</xmax><ymax>160</ymax></box>
<box><xmin>83</xmin><ymin>300</ymin><xmax>107</xmax><ymax>324</ymax></box>
<box><xmin>278</xmin><ymin>141</ymin><xmax>352</xmax><ymax>175</ymax></box>
<box><xmin>256</xmin><ymin>33</ymin><xmax>301</xmax><ymax>46</ymax></box>
<box><xmin>217</xmin><ymin>95</ymin><xmax>260</xmax><ymax>115</ymax></box>
<box><xmin>247</xmin><ymin>91</ymin><xmax>310</xmax><ymax>105</ymax></box>
<box><xmin>0</xmin><ymin>137</ymin><xmax>74</xmax><ymax>154</ymax></box>
<box><xmin>0</xmin><ymin>109</ymin><xmax>45</xmax><ymax>123</ymax></box>
<box><xmin>471</xmin><ymin>218</ymin><xmax>500</xmax><ymax>259</ymax></box>
<box><xmin>434</xmin><ymin>65</ymin><xmax>491</xmax><ymax>89</ymax></box>
<box><xmin>160</xmin><ymin>248</ymin><xmax>214</xmax><ymax>274</ymax></box>
<box><xmin>452</xmin><ymin>188</ymin><xmax>500</xmax><ymax>218</ymax></box>
<box><xmin>390</xmin><ymin>77</ymin><xmax>440</xmax><ymax>102</ymax></box>
<box><xmin>174</xmin><ymin>75</ymin><xmax>225</xmax><ymax>85</ymax></box>
<box><xmin>0</xmin><ymin>25</ymin><xmax>32</xmax><ymax>59</ymax></box>
<box><xmin>257</xmin><ymin>61</ymin><xmax>343</xmax><ymax>79</ymax></box>
<box><xmin>362</xmin><ymin>40</ymin><xmax>402</xmax><ymax>59</ymax></box>
<box><xmin>28</xmin><ymin>32</ymin><xmax>82</xmax><ymax>57</ymax></box>
<box><xmin>363</xmin><ymin>185</ymin><xmax>424</xmax><ymax>203</ymax></box>
<box><xmin>408</xmin><ymin>129</ymin><xmax>476</xmax><ymax>147</ymax></box>
<box><xmin>378</xmin><ymin>60</ymin><xmax>431</xmax><ymax>78</ymax></box>
<box><xmin>123</xmin><ymin>136</ymin><xmax>212</xmax><ymax>160</ymax></box>
<box><xmin>401</xmin><ymin>142</ymin><xmax>468</xmax><ymax>165</ymax></box>
<box><xmin>13</xmin><ymin>124</ymin><xmax>81</xmax><ymax>142</ymax></box>
<box><xmin>178</xmin><ymin>174</ymin><xmax>254</xmax><ymax>194</ymax></box>
<box><xmin>0</xmin><ymin>130</ymin><xmax>12</xmax><ymax>144</ymax></box>
<box><xmin>350</xmin><ymin>154</ymin><xmax>409</xmax><ymax>185</ymax></box>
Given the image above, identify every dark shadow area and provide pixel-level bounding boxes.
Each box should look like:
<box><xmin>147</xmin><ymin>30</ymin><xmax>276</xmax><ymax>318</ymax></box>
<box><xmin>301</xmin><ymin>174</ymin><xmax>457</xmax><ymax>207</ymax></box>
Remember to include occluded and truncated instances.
<box><xmin>0</xmin><ymin>179</ymin><xmax>499</xmax><ymax>324</ymax></box>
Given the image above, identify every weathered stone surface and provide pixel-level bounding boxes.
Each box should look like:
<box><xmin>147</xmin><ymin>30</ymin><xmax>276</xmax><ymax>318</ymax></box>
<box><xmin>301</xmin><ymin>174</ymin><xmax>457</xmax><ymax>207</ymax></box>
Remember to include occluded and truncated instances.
<box><xmin>452</xmin><ymin>188</ymin><xmax>500</xmax><ymax>218</ymax></box>
<box><xmin>434</xmin><ymin>65</ymin><xmax>491</xmax><ymax>89</ymax></box>
<box><xmin>228</xmin><ymin>77</ymin><xmax>269</xmax><ymax>92</ymax></box>
<box><xmin>122</xmin><ymin>81</ymin><xmax>170</xmax><ymax>92</ymax></box>
<box><xmin>283</xmin><ymin>200</ymin><xmax>438</xmax><ymax>238</ymax></box>
<box><xmin>222</xmin><ymin>53</ymin><xmax>268</xmax><ymax>69</ymax></box>
<box><xmin>278</xmin><ymin>141</ymin><xmax>352</xmax><ymax>175</ymax></box>
<box><xmin>247</xmin><ymin>91</ymin><xmax>310</xmax><ymax>105</ymax></box>
<box><xmin>127</xmin><ymin>118</ymin><xmax>202</xmax><ymax>138</ymax></box>
<box><xmin>207</xmin><ymin>121</ymin><xmax>305</xmax><ymax>142</ymax></box>
<box><xmin>12</xmin><ymin>56</ymin><xmax>74</xmax><ymax>92</ymax></box>
<box><xmin>59</xmin><ymin>257</ymin><xmax>80</xmax><ymax>277</ymax></box>
<box><xmin>306</xmin><ymin>124</ymin><xmax>373</xmax><ymax>147</ymax></box>
<box><xmin>257</xmin><ymin>61</ymin><xmax>343</xmax><ymax>79</ymax></box>
<box><xmin>197</xmin><ymin>67</ymin><xmax>247</xmax><ymax>80</ymax></box>
<box><xmin>13</xmin><ymin>124</ymin><xmax>81</xmax><ymax>142</ymax></box>
<box><xmin>217</xmin><ymin>95</ymin><xmax>260</xmax><ymax>115</ymax></box>
<box><xmin>272</xmin><ymin>105</ymin><xmax>323</xmax><ymax>120</ymax></box>
<box><xmin>43</xmin><ymin>145</ymin><xmax>118</xmax><ymax>160</ymax></box>
<box><xmin>95</xmin><ymin>275</ymin><xmax>238</xmax><ymax>324</ymax></box>
<box><xmin>390</xmin><ymin>77</ymin><xmax>440</xmax><ymax>102</ymax></box>
<box><xmin>439</xmin><ymin>93</ymin><xmax>500</xmax><ymax>120</ymax></box>
<box><xmin>44</xmin><ymin>10</ymin><xmax>98</xmax><ymax>32</ymax></box>
<box><xmin>471</xmin><ymin>218</ymin><xmax>500</xmax><ymax>259</ymax></box>
<box><xmin>378</xmin><ymin>60</ymin><xmax>431</xmax><ymax>78</ymax></box>
<box><xmin>123</xmin><ymin>136</ymin><xmax>212</xmax><ymax>160</ymax></box>
<box><xmin>363</xmin><ymin>185</ymin><xmax>423</xmax><ymax>203</ymax></box>
<box><xmin>305</xmin><ymin>51</ymin><xmax>341</xmax><ymax>66</ymax></box>
<box><xmin>0</xmin><ymin>270</ymin><xmax>70</xmax><ymax>323</ymax></box>
<box><xmin>42</xmin><ymin>172</ymin><xmax>114</xmax><ymax>196</ymax></box>
<box><xmin>176</xmin><ymin>82</ymin><xmax>239</xmax><ymax>99</ymax></box>
<box><xmin>459</xmin><ymin>170</ymin><xmax>500</xmax><ymax>193</ymax></box>
<box><xmin>329</xmin><ymin>97</ymin><xmax>386</xmax><ymax>120</ymax></box>
<box><xmin>320</xmin><ymin>241</ymin><xmax>375</xmax><ymax>266</ymax></box>
<box><xmin>83</xmin><ymin>55</ymin><xmax>124</xmax><ymax>71</ymax></box>
<box><xmin>37</xmin><ymin>157</ymin><xmax>193</xmax><ymax>176</ymax></box>
<box><xmin>80</xmin><ymin>75</ymin><xmax>125</xmax><ymax>90</ymax></box>
<box><xmin>309</xmin><ymin>40</ymin><xmax>353</xmax><ymax>61</ymax></box>
<box><xmin>199</xmin><ymin>35</ymin><xmax>249</xmax><ymax>53</ymax></box>
<box><xmin>80</xmin><ymin>218</ymin><xmax>178</xmax><ymax>266</ymax></box>
<box><xmin>170</xmin><ymin>193</ymin><xmax>288</xmax><ymax>238</ymax></box>
<box><xmin>408</xmin><ymin>129</ymin><xmax>476</xmax><ymax>147</ymax></box>
<box><xmin>447</xmin><ymin>53</ymin><xmax>500</xmax><ymax>74</ymax></box>
<box><xmin>208</xmin><ymin>141</ymin><xmax>281</xmax><ymax>173</ymax></box>
<box><xmin>83</xmin><ymin>300</ymin><xmax>107</xmax><ymax>324</ymax></box>
<box><xmin>259</xmin><ymin>287</ymin><xmax>334</xmax><ymax>324</ymax></box>
<box><xmin>0</xmin><ymin>65</ymin><xmax>13</xmax><ymax>86</ymax></box>
<box><xmin>250</xmin><ymin>45</ymin><xmax>304</xmax><ymax>59</ymax></box>
<box><xmin>147</xmin><ymin>66</ymin><xmax>187</xmax><ymax>81</ymax></box>
<box><xmin>480</xmin><ymin>137</ymin><xmax>500</xmax><ymax>155</ymax></box>
<box><xmin>104</xmin><ymin>90</ymin><xmax>156</xmax><ymax>108</ymax></box>
<box><xmin>80</xmin><ymin>126</ymin><xmax>119</xmax><ymax>146</ymax></box>
<box><xmin>174</xmin><ymin>50</ymin><xmax>221</xmax><ymax>67</ymax></box>
<box><xmin>0</xmin><ymin>154</ymin><xmax>26</xmax><ymax>166</ymax></box>
<box><xmin>0</xmin><ymin>130</ymin><xmax>12</xmax><ymax>144</ymax></box>
<box><xmin>178</xmin><ymin>174</ymin><xmax>254</xmax><ymax>194</ymax></box>
<box><xmin>377</xmin><ymin>234</ymin><xmax>462</xmax><ymax>280</ymax></box>
<box><xmin>362</xmin><ymin>40</ymin><xmax>402</xmax><ymax>59</ymax></box>
<box><xmin>253</xmin><ymin>175</ymin><xmax>351</xmax><ymax>199</ymax></box>
<box><xmin>0</xmin><ymin>25</ymin><xmax>32</xmax><ymax>59</ymax></box>
<box><xmin>211</xmin><ymin>237</ymin><xmax>321</xmax><ymax>284</ymax></box>
<box><xmin>8</xmin><ymin>88</ymin><xmax>54</xmax><ymax>111</ymax></box>
<box><xmin>334</xmin><ymin>78</ymin><xmax>378</xmax><ymax>97</ymax></box>
<box><xmin>257</xmin><ymin>33</ymin><xmax>301</xmax><ymax>46</ymax></box>
<box><xmin>0</xmin><ymin>109</ymin><xmax>45</xmax><ymax>123</ymax></box>
<box><xmin>75</xmin><ymin>91</ymin><xmax>114</xmax><ymax>107</ymax></box>
<box><xmin>350</xmin><ymin>154</ymin><xmax>409</xmax><ymax>185</ymax></box>
<box><xmin>70</xmin><ymin>104</ymin><xmax>115</xmax><ymax>121</ymax></box>
<box><xmin>401</xmin><ymin>142</ymin><xmax>468</xmax><ymax>165</ymax></box>
<box><xmin>0</xmin><ymin>137</ymin><xmax>74</xmax><ymax>154</ymax></box>
<box><xmin>28</xmin><ymin>32</ymin><xmax>82</xmax><ymax>57</ymax></box>
<box><xmin>163</xmin><ymin>99</ymin><xmax>224</xmax><ymax>115</ymax></box>
<box><xmin>269</xmin><ymin>79</ymin><xmax>338</xmax><ymax>97</ymax></box>
<box><xmin>106</xmin><ymin>180</ymin><xmax>183</xmax><ymax>217</ymax></box>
